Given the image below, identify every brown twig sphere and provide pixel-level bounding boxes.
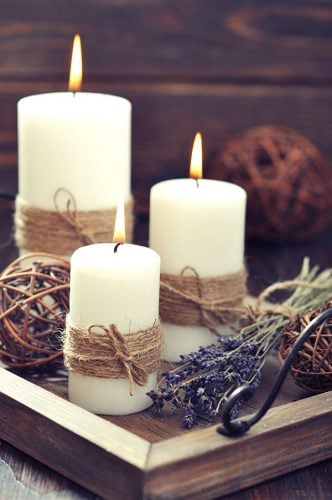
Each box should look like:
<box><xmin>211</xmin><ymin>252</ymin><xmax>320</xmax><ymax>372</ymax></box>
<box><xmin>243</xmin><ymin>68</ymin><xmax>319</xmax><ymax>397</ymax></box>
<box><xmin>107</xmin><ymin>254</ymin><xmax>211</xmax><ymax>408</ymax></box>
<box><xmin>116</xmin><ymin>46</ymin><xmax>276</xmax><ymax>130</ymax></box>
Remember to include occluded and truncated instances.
<box><xmin>0</xmin><ymin>253</ymin><xmax>70</xmax><ymax>371</ymax></box>
<box><xmin>279</xmin><ymin>301</ymin><xmax>332</xmax><ymax>393</ymax></box>
<box><xmin>209</xmin><ymin>125</ymin><xmax>332</xmax><ymax>242</ymax></box>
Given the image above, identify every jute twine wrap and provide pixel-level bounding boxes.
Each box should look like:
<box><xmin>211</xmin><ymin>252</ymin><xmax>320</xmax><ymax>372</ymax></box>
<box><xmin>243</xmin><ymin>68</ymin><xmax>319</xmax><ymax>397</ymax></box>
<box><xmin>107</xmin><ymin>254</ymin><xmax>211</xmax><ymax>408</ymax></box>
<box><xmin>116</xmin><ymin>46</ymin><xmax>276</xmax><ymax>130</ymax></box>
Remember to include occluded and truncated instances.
<box><xmin>160</xmin><ymin>267</ymin><xmax>247</xmax><ymax>333</ymax></box>
<box><xmin>63</xmin><ymin>320</ymin><xmax>163</xmax><ymax>395</ymax></box>
<box><xmin>15</xmin><ymin>188</ymin><xmax>134</xmax><ymax>255</ymax></box>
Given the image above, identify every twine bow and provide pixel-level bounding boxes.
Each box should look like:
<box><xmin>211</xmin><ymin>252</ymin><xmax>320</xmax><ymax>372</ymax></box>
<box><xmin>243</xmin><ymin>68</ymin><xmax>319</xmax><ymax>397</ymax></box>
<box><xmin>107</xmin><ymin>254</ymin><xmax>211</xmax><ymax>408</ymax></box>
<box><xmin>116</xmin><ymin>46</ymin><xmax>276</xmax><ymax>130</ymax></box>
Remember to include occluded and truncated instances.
<box><xmin>53</xmin><ymin>188</ymin><xmax>94</xmax><ymax>245</ymax></box>
<box><xmin>63</xmin><ymin>320</ymin><xmax>163</xmax><ymax>395</ymax></box>
<box><xmin>87</xmin><ymin>324</ymin><xmax>148</xmax><ymax>395</ymax></box>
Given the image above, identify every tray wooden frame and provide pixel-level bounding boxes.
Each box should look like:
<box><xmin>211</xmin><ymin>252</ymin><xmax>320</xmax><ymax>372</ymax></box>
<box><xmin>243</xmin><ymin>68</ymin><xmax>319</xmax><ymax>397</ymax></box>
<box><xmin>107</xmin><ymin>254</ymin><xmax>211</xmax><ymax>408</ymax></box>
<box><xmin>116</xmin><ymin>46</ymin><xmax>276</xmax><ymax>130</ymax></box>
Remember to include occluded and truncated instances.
<box><xmin>0</xmin><ymin>367</ymin><xmax>331</xmax><ymax>499</ymax></box>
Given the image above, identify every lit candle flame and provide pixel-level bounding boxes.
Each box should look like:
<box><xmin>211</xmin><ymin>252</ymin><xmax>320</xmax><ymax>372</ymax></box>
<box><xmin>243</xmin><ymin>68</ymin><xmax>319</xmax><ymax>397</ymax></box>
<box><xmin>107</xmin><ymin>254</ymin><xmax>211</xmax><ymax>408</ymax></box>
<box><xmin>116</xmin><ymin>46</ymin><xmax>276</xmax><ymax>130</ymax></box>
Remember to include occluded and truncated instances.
<box><xmin>113</xmin><ymin>199</ymin><xmax>126</xmax><ymax>244</ymax></box>
<box><xmin>68</xmin><ymin>34</ymin><xmax>82</xmax><ymax>92</ymax></box>
<box><xmin>189</xmin><ymin>132</ymin><xmax>203</xmax><ymax>180</ymax></box>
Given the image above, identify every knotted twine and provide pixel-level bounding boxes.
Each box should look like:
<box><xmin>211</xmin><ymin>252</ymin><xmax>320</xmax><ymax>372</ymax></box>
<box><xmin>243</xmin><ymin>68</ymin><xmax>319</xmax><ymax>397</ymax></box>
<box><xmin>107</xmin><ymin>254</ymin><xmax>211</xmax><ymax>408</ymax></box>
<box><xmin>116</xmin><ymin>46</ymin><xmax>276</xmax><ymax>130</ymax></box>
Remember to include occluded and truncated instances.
<box><xmin>247</xmin><ymin>278</ymin><xmax>331</xmax><ymax>324</ymax></box>
<box><xmin>160</xmin><ymin>267</ymin><xmax>247</xmax><ymax>334</ymax></box>
<box><xmin>15</xmin><ymin>188</ymin><xmax>134</xmax><ymax>255</ymax></box>
<box><xmin>63</xmin><ymin>320</ymin><xmax>163</xmax><ymax>395</ymax></box>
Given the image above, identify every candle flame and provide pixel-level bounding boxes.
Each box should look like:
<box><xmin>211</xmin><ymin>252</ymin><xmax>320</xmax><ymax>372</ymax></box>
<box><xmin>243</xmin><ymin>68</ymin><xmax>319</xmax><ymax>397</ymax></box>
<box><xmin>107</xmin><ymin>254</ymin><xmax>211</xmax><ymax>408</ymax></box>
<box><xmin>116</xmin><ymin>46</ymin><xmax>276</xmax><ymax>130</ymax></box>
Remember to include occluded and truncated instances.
<box><xmin>68</xmin><ymin>34</ymin><xmax>82</xmax><ymax>92</ymax></box>
<box><xmin>189</xmin><ymin>132</ymin><xmax>203</xmax><ymax>180</ymax></box>
<box><xmin>113</xmin><ymin>200</ymin><xmax>126</xmax><ymax>244</ymax></box>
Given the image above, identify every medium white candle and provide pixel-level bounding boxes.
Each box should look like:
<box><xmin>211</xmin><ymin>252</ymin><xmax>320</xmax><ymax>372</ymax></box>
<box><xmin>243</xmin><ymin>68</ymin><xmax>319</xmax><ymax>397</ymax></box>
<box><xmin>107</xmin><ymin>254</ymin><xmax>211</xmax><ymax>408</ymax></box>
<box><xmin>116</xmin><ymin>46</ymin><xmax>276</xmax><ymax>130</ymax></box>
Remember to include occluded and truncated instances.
<box><xmin>149</xmin><ymin>134</ymin><xmax>246</xmax><ymax>361</ymax></box>
<box><xmin>17</xmin><ymin>35</ymin><xmax>131</xmax><ymax>211</ymax></box>
<box><xmin>68</xmin><ymin>242</ymin><xmax>161</xmax><ymax>415</ymax></box>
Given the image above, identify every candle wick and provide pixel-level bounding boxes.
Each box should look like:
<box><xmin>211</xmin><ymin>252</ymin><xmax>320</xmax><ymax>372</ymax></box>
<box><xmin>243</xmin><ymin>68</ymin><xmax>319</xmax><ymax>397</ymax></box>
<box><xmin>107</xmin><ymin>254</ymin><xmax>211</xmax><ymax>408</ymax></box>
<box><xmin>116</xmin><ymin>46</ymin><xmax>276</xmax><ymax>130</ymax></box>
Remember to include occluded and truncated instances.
<box><xmin>73</xmin><ymin>91</ymin><xmax>76</xmax><ymax>98</ymax></box>
<box><xmin>195</xmin><ymin>178</ymin><xmax>199</xmax><ymax>188</ymax></box>
<box><xmin>114</xmin><ymin>242</ymin><xmax>123</xmax><ymax>253</ymax></box>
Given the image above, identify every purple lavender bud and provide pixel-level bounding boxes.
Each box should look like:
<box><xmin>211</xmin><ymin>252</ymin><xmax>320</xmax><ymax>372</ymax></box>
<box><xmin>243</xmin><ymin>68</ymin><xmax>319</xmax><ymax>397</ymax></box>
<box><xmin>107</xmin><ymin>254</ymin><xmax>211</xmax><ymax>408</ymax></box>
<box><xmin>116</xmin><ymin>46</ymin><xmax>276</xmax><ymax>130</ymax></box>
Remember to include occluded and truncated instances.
<box><xmin>152</xmin><ymin>400</ymin><xmax>164</xmax><ymax>418</ymax></box>
<box><xmin>182</xmin><ymin>406</ymin><xmax>197</xmax><ymax>429</ymax></box>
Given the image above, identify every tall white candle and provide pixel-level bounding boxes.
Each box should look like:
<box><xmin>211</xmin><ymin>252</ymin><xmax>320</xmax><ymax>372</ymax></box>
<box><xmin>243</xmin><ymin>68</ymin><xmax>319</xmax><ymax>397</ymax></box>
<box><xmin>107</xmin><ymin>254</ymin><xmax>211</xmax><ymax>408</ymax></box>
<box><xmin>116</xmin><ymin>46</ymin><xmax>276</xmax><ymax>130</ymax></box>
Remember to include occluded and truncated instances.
<box><xmin>18</xmin><ymin>92</ymin><xmax>131</xmax><ymax>210</ymax></box>
<box><xmin>149</xmin><ymin>134</ymin><xmax>246</xmax><ymax>361</ymax></box>
<box><xmin>68</xmin><ymin>242</ymin><xmax>161</xmax><ymax>415</ymax></box>
<box><xmin>17</xmin><ymin>35</ymin><xmax>131</xmax><ymax>211</ymax></box>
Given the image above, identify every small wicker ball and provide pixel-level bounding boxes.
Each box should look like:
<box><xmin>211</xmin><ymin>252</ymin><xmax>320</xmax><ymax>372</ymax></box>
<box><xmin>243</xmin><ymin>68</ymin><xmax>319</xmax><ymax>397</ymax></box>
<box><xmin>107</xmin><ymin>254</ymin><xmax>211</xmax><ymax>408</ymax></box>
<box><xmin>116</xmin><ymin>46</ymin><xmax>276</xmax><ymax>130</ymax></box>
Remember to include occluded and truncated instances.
<box><xmin>210</xmin><ymin>125</ymin><xmax>332</xmax><ymax>242</ymax></box>
<box><xmin>279</xmin><ymin>303</ymin><xmax>332</xmax><ymax>393</ymax></box>
<box><xmin>0</xmin><ymin>253</ymin><xmax>70</xmax><ymax>371</ymax></box>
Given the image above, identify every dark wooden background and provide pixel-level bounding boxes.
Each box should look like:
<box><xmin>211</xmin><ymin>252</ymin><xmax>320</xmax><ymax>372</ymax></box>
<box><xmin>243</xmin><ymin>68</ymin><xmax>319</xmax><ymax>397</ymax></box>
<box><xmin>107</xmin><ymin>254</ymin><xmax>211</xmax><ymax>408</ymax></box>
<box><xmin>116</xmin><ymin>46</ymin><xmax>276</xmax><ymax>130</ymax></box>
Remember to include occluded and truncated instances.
<box><xmin>0</xmin><ymin>1</ymin><xmax>332</xmax><ymax>498</ymax></box>
<box><xmin>0</xmin><ymin>0</ymin><xmax>332</xmax><ymax>211</ymax></box>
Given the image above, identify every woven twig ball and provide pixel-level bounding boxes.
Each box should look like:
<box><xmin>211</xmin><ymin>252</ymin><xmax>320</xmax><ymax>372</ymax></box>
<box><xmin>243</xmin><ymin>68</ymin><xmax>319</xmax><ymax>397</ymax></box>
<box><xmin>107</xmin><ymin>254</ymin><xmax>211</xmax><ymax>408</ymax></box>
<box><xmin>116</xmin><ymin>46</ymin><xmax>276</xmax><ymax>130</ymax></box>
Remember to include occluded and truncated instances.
<box><xmin>0</xmin><ymin>253</ymin><xmax>70</xmax><ymax>371</ymax></box>
<box><xmin>279</xmin><ymin>302</ymin><xmax>332</xmax><ymax>393</ymax></box>
<box><xmin>209</xmin><ymin>125</ymin><xmax>332</xmax><ymax>242</ymax></box>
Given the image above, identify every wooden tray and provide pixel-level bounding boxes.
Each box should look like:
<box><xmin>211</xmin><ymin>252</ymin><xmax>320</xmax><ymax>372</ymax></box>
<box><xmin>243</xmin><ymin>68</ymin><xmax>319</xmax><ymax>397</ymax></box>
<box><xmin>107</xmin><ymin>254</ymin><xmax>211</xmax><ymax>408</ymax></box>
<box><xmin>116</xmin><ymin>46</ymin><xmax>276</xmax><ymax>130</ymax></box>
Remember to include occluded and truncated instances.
<box><xmin>0</xmin><ymin>356</ymin><xmax>331</xmax><ymax>499</ymax></box>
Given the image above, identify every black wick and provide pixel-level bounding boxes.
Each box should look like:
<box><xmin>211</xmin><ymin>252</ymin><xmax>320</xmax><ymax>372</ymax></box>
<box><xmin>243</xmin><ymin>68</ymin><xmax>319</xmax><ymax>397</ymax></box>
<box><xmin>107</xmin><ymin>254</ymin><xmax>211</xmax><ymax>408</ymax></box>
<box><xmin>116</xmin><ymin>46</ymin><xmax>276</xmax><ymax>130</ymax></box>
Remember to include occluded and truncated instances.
<box><xmin>0</xmin><ymin>190</ymin><xmax>16</xmax><ymax>201</ymax></box>
<box><xmin>218</xmin><ymin>307</ymin><xmax>332</xmax><ymax>437</ymax></box>
<box><xmin>113</xmin><ymin>242</ymin><xmax>123</xmax><ymax>253</ymax></box>
<box><xmin>191</xmin><ymin>177</ymin><xmax>199</xmax><ymax>188</ymax></box>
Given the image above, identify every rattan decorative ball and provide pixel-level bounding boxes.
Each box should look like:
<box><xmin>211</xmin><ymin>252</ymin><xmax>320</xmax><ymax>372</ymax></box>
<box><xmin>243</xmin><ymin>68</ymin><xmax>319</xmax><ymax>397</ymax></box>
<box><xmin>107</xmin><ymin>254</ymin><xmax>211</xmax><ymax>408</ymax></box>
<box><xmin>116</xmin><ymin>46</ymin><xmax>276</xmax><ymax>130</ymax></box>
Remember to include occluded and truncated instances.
<box><xmin>0</xmin><ymin>253</ymin><xmax>70</xmax><ymax>371</ymax></box>
<box><xmin>279</xmin><ymin>303</ymin><xmax>332</xmax><ymax>393</ymax></box>
<box><xmin>210</xmin><ymin>125</ymin><xmax>332</xmax><ymax>242</ymax></box>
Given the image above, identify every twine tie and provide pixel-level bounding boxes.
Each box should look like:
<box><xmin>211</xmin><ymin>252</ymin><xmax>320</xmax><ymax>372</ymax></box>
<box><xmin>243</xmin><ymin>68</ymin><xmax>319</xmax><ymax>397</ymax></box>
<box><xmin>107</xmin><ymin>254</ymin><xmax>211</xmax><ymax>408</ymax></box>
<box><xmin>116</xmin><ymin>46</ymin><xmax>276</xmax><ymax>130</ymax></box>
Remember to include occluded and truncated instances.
<box><xmin>88</xmin><ymin>324</ymin><xmax>149</xmax><ymax>394</ymax></box>
<box><xmin>15</xmin><ymin>190</ymin><xmax>134</xmax><ymax>254</ymax></box>
<box><xmin>64</xmin><ymin>320</ymin><xmax>163</xmax><ymax>395</ymax></box>
<box><xmin>160</xmin><ymin>267</ymin><xmax>247</xmax><ymax>333</ymax></box>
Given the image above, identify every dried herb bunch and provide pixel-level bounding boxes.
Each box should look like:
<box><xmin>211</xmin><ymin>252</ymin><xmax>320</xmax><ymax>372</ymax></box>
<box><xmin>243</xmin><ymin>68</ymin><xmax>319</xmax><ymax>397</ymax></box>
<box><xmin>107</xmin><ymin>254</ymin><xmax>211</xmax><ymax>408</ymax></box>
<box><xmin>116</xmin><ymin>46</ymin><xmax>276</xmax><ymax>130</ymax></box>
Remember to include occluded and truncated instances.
<box><xmin>148</xmin><ymin>259</ymin><xmax>332</xmax><ymax>428</ymax></box>
<box><xmin>0</xmin><ymin>253</ymin><xmax>70</xmax><ymax>370</ymax></box>
<box><xmin>280</xmin><ymin>300</ymin><xmax>332</xmax><ymax>393</ymax></box>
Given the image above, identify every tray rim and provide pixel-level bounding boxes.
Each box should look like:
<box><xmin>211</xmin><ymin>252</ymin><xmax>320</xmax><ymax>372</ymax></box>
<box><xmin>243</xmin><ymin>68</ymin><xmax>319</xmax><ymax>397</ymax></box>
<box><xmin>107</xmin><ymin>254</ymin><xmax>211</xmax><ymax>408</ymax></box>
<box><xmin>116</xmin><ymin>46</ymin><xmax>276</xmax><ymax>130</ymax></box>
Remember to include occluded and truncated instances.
<box><xmin>0</xmin><ymin>366</ymin><xmax>331</xmax><ymax>499</ymax></box>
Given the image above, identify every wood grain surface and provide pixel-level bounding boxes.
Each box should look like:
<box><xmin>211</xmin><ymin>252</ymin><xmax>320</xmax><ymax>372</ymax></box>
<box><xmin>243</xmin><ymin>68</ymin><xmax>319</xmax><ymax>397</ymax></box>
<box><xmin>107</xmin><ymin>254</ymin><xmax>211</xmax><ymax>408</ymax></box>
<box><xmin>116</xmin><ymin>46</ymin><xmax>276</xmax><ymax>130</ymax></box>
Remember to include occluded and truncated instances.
<box><xmin>0</xmin><ymin>366</ymin><xmax>331</xmax><ymax>499</ymax></box>
<box><xmin>0</xmin><ymin>0</ymin><xmax>331</xmax><ymax>84</ymax></box>
<box><xmin>0</xmin><ymin>1</ymin><xmax>332</xmax><ymax>497</ymax></box>
<box><xmin>146</xmin><ymin>393</ymin><xmax>332</xmax><ymax>499</ymax></box>
<box><xmin>0</xmin><ymin>369</ymin><xmax>149</xmax><ymax>499</ymax></box>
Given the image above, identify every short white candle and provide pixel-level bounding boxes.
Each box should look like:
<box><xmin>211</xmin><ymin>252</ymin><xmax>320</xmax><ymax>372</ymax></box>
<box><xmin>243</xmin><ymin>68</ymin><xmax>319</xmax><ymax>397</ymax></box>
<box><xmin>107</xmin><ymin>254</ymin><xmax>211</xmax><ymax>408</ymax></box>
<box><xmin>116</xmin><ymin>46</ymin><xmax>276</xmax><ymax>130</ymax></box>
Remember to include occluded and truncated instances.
<box><xmin>149</xmin><ymin>133</ymin><xmax>246</xmax><ymax>361</ymax></box>
<box><xmin>68</xmin><ymin>242</ymin><xmax>161</xmax><ymax>415</ymax></box>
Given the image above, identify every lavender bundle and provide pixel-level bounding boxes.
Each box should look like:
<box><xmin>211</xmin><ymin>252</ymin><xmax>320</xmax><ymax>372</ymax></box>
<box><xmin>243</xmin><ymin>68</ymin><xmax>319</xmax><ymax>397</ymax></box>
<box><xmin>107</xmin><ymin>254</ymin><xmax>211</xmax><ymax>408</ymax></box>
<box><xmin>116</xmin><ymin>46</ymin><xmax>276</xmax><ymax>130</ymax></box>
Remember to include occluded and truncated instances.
<box><xmin>148</xmin><ymin>259</ymin><xmax>332</xmax><ymax>428</ymax></box>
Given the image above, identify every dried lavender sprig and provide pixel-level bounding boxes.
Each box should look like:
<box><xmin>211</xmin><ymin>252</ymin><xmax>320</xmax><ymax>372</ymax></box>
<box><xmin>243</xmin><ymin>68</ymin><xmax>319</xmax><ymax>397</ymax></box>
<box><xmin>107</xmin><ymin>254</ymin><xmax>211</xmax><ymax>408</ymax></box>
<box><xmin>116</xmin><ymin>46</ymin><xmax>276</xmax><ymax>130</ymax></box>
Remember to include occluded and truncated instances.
<box><xmin>148</xmin><ymin>259</ymin><xmax>332</xmax><ymax>428</ymax></box>
<box><xmin>148</xmin><ymin>336</ymin><xmax>262</xmax><ymax>428</ymax></box>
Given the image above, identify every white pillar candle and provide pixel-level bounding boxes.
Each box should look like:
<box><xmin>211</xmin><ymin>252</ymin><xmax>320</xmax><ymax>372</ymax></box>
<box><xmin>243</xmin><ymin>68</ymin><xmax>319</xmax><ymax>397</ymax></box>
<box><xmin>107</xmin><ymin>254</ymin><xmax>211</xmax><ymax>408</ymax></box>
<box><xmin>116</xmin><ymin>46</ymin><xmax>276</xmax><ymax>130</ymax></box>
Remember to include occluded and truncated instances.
<box><xmin>16</xmin><ymin>36</ymin><xmax>132</xmax><ymax>260</ymax></box>
<box><xmin>149</xmin><ymin>135</ymin><xmax>246</xmax><ymax>361</ymax></box>
<box><xmin>18</xmin><ymin>91</ymin><xmax>131</xmax><ymax>210</ymax></box>
<box><xmin>68</xmin><ymin>242</ymin><xmax>161</xmax><ymax>415</ymax></box>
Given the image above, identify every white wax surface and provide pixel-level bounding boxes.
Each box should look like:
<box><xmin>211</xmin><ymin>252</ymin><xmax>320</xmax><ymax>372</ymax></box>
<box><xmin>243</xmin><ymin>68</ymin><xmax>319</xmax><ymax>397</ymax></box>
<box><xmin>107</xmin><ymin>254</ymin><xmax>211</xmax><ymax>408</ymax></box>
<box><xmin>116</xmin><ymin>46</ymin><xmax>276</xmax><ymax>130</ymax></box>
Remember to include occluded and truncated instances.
<box><xmin>163</xmin><ymin>323</ymin><xmax>235</xmax><ymax>360</ymax></box>
<box><xmin>150</xmin><ymin>179</ymin><xmax>246</xmax><ymax>276</ymax></box>
<box><xmin>68</xmin><ymin>243</ymin><xmax>161</xmax><ymax>414</ymax></box>
<box><xmin>149</xmin><ymin>178</ymin><xmax>246</xmax><ymax>361</ymax></box>
<box><xmin>18</xmin><ymin>92</ymin><xmax>131</xmax><ymax>210</ymax></box>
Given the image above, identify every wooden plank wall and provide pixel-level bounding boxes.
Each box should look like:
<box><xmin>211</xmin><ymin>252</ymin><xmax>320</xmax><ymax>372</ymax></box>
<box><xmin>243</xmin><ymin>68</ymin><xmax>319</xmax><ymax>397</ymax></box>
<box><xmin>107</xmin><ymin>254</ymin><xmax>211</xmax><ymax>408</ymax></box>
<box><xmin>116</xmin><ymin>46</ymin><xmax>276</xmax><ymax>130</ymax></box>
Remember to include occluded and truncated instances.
<box><xmin>0</xmin><ymin>0</ymin><xmax>331</xmax><ymax>211</ymax></box>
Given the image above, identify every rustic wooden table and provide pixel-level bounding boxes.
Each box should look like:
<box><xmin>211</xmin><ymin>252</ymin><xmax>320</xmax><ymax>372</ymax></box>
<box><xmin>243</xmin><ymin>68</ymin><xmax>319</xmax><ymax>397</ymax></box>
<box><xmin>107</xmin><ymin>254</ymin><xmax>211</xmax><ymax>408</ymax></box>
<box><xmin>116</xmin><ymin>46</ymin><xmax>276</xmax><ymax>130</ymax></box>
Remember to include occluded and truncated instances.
<box><xmin>0</xmin><ymin>203</ymin><xmax>332</xmax><ymax>499</ymax></box>
<box><xmin>1</xmin><ymin>441</ymin><xmax>332</xmax><ymax>499</ymax></box>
